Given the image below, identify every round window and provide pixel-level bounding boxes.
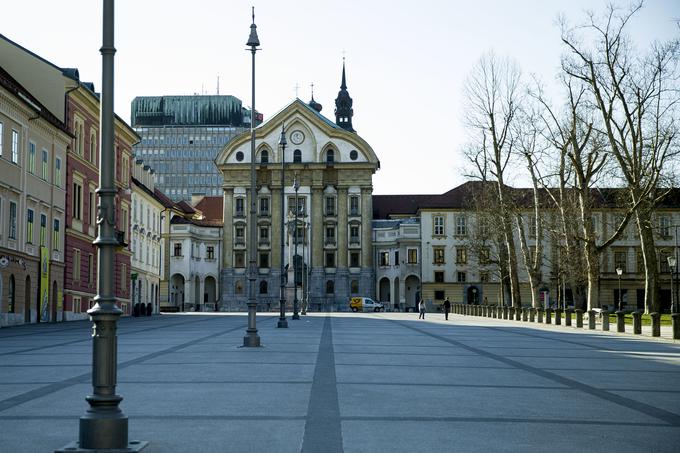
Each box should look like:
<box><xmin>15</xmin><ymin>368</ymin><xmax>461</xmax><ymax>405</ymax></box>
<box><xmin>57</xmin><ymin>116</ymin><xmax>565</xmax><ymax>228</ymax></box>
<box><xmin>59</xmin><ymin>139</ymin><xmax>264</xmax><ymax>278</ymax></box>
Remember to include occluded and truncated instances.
<box><xmin>350</xmin><ymin>150</ymin><xmax>358</xmax><ymax>160</ymax></box>
<box><xmin>235</xmin><ymin>151</ymin><xmax>244</xmax><ymax>162</ymax></box>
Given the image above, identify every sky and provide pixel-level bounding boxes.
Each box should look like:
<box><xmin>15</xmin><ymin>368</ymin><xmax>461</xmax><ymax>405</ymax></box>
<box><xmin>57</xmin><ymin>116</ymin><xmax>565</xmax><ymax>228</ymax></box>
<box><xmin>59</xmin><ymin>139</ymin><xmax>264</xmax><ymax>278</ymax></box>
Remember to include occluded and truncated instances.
<box><xmin>2</xmin><ymin>0</ymin><xmax>678</xmax><ymax>195</ymax></box>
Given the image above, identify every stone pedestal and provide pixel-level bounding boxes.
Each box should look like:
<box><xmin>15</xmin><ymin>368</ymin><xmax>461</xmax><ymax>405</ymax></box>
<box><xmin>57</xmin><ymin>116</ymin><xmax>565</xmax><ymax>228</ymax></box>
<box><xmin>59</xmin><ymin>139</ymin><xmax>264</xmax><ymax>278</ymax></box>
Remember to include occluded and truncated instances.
<box><xmin>492</xmin><ymin>306</ymin><xmax>497</xmax><ymax>318</ymax></box>
<box><xmin>650</xmin><ymin>312</ymin><xmax>660</xmax><ymax>337</ymax></box>
<box><xmin>509</xmin><ymin>307</ymin><xmax>515</xmax><ymax>320</ymax></box>
<box><xmin>616</xmin><ymin>311</ymin><xmax>625</xmax><ymax>333</ymax></box>
<box><xmin>529</xmin><ymin>308</ymin><xmax>535</xmax><ymax>323</ymax></box>
<box><xmin>672</xmin><ymin>313</ymin><xmax>680</xmax><ymax>340</ymax></box>
<box><xmin>555</xmin><ymin>308</ymin><xmax>562</xmax><ymax>326</ymax></box>
<box><xmin>537</xmin><ymin>308</ymin><xmax>544</xmax><ymax>323</ymax></box>
<box><xmin>602</xmin><ymin>310</ymin><xmax>609</xmax><ymax>331</ymax></box>
<box><xmin>633</xmin><ymin>311</ymin><xmax>642</xmax><ymax>335</ymax></box>
<box><xmin>522</xmin><ymin>308</ymin><xmax>528</xmax><ymax>322</ymax></box>
<box><xmin>575</xmin><ymin>309</ymin><xmax>583</xmax><ymax>328</ymax></box>
<box><xmin>565</xmin><ymin>308</ymin><xmax>573</xmax><ymax>327</ymax></box>
<box><xmin>588</xmin><ymin>310</ymin><xmax>596</xmax><ymax>330</ymax></box>
<box><xmin>546</xmin><ymin>308</ymin><xmax>552</xmax><ymax>325</ymax></box>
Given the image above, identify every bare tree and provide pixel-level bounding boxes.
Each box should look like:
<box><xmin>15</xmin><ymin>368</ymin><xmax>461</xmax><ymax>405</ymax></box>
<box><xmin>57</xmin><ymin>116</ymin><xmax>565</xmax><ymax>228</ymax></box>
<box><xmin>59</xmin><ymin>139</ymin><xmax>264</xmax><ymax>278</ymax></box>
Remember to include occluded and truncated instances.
<box><xmin>463</xmin><ymin>52</ymin><xmax>524</xmax><ymax>309</ymax></box>
<box><xmin>561</xmin><ymin>2</ymin><xmax>680</xmax><ymax>312</ymax></box>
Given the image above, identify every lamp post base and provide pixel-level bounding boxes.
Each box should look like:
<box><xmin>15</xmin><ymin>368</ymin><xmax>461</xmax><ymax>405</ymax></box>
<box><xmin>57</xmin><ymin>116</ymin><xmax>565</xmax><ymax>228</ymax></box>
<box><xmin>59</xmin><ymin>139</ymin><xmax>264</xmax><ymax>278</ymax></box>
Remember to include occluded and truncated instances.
<box><xmin>56</xmin><ymin>441</ymin><xmax>148</xmax><ymax>453</ymax></box>
<box><xmin>243</xmin><ymin>331</ymin><xmax>261</xmax><ymax>347</ymax></box>
<box><xmin>278</xmin><ymin>319</ymin><xmax>288</xmax><ymax>328</ymax></box>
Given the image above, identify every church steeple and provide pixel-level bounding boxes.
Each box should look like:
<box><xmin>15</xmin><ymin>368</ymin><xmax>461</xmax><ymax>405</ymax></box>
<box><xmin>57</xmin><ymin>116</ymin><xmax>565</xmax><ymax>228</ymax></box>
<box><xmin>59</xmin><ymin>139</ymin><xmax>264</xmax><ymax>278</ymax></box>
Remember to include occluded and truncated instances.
<box><xmin>334</xmin><ymin>59</ymin><xmax>354</xmax><ymax>132</ymax></box>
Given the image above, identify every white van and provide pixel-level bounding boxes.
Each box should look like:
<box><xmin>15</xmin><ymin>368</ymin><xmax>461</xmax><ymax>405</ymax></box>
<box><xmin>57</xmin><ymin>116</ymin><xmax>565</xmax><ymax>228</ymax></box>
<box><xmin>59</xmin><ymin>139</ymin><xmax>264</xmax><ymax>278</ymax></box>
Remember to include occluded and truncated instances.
<box><xmin>349</xmin><ymin>297</ymin><xmax>384</xmax><ymax>312</ymax></box>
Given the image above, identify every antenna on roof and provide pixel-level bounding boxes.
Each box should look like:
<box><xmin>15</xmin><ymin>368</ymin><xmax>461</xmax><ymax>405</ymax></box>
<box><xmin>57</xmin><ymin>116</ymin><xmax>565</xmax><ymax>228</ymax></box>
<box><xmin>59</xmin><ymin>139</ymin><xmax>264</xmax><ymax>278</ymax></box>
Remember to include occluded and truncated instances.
<box><xmin>294</xmin><ymin>82</ymin><xmax>299</xmax><ymax>98</ymax></box>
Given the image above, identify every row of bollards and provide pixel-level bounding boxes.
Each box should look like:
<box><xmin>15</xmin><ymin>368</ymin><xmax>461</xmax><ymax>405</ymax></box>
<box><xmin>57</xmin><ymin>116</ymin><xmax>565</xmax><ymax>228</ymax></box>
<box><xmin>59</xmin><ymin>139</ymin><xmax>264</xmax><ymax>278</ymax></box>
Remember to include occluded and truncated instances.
<box><xmin>451</xmin><ymin>304</ymin><xmax>680</xmax><ymax>340</ymax></box>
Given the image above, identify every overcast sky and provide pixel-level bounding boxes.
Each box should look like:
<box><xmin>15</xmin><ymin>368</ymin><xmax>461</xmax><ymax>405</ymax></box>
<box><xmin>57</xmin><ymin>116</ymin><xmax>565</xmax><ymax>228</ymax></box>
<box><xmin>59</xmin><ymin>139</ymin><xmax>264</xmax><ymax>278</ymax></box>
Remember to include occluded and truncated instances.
<box><xmin>2</xmin><ymin>0</ymin><xmax>678</xmax><ymax>194</ymax></box>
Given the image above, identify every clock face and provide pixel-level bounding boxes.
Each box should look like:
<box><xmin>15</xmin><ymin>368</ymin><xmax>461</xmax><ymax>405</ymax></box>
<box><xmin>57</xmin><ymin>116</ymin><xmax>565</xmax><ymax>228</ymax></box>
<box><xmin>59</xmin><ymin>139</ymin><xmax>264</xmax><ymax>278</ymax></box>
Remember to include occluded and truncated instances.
<box><xmin>290</xmin><ymin>130</ymin><xmax>305</xmax><ymax>145</ymax></box>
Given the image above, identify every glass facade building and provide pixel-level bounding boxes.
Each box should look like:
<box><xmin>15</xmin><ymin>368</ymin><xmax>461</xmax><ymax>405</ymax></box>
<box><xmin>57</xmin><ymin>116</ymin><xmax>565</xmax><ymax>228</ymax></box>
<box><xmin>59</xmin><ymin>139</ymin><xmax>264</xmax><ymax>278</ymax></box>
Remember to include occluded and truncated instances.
<box><xmin>131</xmin><ymin>95</ymin><xmax>256</xmax><ymax>201</ymax></box>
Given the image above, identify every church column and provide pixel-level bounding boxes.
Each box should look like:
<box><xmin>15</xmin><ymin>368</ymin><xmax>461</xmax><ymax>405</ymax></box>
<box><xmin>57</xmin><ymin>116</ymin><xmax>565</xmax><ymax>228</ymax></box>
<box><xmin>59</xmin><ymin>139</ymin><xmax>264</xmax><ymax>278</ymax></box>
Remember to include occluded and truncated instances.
<box><xmin>335</xmin><ymin>187</ymin><xmax>349</xmax><ymax>307</ymax></box>
<box><xmin>221</xmin><ymin>187</ymin><xmax>235</xmax><ymax>310</ymax></box>
<box><xmin>310</xmin><ymin>184</ymin><xmax>324</xmax><ymax>308</ymax></box>
<box><xmin>360</xmin><ymin>187</ymin><xmax>375</xmax><ymax>298</ymax></box>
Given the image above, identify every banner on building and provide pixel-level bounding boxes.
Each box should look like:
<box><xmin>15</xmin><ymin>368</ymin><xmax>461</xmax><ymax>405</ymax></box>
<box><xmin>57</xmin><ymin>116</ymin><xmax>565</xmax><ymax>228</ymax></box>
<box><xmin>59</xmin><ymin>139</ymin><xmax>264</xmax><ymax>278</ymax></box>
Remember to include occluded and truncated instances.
<box><xmin>40</xmin><ymin>246</ymin><xmax>49</xmax><ymax>322</ymax></box>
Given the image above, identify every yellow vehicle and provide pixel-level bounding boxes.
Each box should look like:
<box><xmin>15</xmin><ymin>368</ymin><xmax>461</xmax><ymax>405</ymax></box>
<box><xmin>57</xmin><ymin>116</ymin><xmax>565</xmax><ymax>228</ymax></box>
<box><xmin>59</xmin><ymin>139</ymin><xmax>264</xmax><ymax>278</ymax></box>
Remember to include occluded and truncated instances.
<box><xmin>350</xmin><ymin>297</ymin><xmax>384</xmax><ymax>312</ymax></box>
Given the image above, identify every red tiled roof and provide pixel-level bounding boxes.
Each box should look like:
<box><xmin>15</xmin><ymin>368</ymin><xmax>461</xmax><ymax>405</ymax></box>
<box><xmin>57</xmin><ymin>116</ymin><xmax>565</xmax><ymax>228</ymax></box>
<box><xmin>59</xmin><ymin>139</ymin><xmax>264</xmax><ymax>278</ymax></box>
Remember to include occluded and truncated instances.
<box><xmin>194</xmin><ymin>196</ymin><xmax>223</xmax><ymax>222</ymax></box>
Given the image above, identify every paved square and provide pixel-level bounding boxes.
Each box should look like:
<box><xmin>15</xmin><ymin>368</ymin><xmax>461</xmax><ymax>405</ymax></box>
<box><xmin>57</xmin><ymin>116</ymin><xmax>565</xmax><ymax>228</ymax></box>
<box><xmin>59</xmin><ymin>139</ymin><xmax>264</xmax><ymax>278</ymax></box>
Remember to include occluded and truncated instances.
<box><xmin>1</xmin><ymin>312</ymin><xmax>679</xmax><ymax>452</ymax></box>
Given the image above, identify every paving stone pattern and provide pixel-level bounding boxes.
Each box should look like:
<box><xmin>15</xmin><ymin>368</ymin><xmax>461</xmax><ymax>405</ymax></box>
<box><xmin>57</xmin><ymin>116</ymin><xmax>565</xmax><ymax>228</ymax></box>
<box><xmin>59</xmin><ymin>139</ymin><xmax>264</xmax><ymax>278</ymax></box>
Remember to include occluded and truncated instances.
<box><xmin>1</xmin><ymin>312</ymin><xmax>679</xmax><ymax>452</ymax></box>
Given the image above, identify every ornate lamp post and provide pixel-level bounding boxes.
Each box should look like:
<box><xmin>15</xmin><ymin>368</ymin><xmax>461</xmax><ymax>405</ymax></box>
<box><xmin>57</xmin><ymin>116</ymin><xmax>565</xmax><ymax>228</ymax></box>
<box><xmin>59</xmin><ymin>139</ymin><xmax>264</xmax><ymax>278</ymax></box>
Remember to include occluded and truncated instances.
<box><xmin>292</xmin><ymin>175</ymin><xmax>300</xmax><ymax>320</ymax></box>
<box><xmin>277</xmin><ymin>125</ymin><xmax>288</xmax><ymax>328</ymax></box>
<box><xmin>669</xmin><ymin>256</ymin><xmax>677</xmax><ymax>314</ymax></box>
<box><xmin>243</xmin><ymin>8</ymin><xmax>261</xmax><ymax>347</ymax></box>
<box><xmin>57</xmin><ymin>1</ymin><xmax>146</xmax><ymax>451</ymax></box>
<box><xmin>616</xmin><ymin>266</ymin><xmax>623</xmax><ymax>311</ymax></box>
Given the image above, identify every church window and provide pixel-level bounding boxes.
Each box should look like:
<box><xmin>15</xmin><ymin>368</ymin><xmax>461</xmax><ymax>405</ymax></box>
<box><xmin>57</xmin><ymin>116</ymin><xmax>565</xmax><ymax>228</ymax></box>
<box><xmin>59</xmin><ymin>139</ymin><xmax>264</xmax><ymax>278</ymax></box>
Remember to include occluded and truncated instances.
<box><xmin>350</xmin><ymin>150</ymin><xmax>358</xmax><ymax>160</ymax></box>
<box><xmin>236</xmin><ymin>151</ymin><xmax>244</xmax><ymax>162</ymax></box>
<box><xmin>260</xmin><ymin>150</ymin><xmax>269</xmax><ymax>163</ymax></box>
<box><xmin>326</xmin><ymin>149</ymin><xmax>334</xmax><ymax>163</ymax></box>
<box><xmin>294</xmin><ymin>149</ymin><xmax>302</xmax><ymax>163</ymax></box>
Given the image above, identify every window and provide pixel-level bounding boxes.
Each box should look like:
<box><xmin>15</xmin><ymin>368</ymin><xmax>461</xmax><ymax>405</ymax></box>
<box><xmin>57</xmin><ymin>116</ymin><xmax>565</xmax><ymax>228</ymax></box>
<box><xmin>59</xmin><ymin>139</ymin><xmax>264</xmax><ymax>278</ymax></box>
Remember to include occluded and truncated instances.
<box><xmin>659</xmin><ymin>215</ymin><xmax>671</xmax><ymax>237</ymax></box>
<box><xmin>326</xmin><ymin>149</ymin><xmax>335</xmax><ymax>163</ymax></box>
<box><xmin>636</xmin><ymin>248</ymin><xmax>644</xmax><ymax>274</ymax></box>
<box><xmin>350</xmin><ymin>251</ymin><xmax>360</xmax><ymax>267</ymax></box>
<box><xmin>235</xmin><ymin>251</ymin><xmax>245</xmax><ymax>268</ymax></box>
<box><xmin>260</xmin><ymin>149</ymin><xmax>269</xmax><ymax>163</ymax></box>
<box><xmin>9</xmin><ymin>201</ymin><xmax>16</xmax><ymax>239</ymax></box>
<box><xmin>379</xmin><ymin>251</ymin><xmax>390</xmax><ymax>266</ymax></box>
<box><xmin>259</xmin><ymin>225</ymin><xmax>269</xmax><ymax>245</ymax></box>
<box><xmin>350</xmin><ymin>150</ymin><xmax>358</xmax><ymax>160</ymax></box>
<box><xmin>121</xmin><ymin>264</ymin><xmax>127</xmax><ymax>292</ymax></box>
<box><xmin>53</xmin><ymin>219</ymin><xmax>60</xmax><ymax>250</ymax></box>
<box><xmin>55</xmin><ymin>158</ymin><xmax>62</xmax><ymax>187</ymax></box>
<box><xmin>8</xmin><ymin>274</ymin><xmax>15</xmax><ymax>313</ymax></box>
<box><xmin>455</xmin><ymin>215</ymin><xmax>467</xmax><ymax>236</ymax></box>
<box><xmin>457</xmin><ymin>272</ymin><xmax>467</xmax><ymax>282</ymax></box>
<box><xmin>40</xmin><ymin>214</ymin><xmax>46</xmax><ymax>246</ymax></box>
<box><xmin>456</xmin><ymin>247</ymin><xmax>467</xmax><ymax>264</ymax></box>
<box><xmin>395</xmin><ymin>250</ymin><xmax>399</xmax><ymax>264</ymax></box>
<box><xmin>478</xmin><ymin>218</ymin><xmax>489</xmax><ymax>237</ymax></box>
<box><xmin>660</xmin><ymin>250</ymin><xmax>671</xmax><ymax>273</ymax></box>
<box><xmin>479</xmin><ymin>247</ymin><xmax>490</xmax><ymax>264</ymax></box>
<box><xmin>89</xmin><ymin>190</ymin><xmax>96</xmax><ymax>226</ymax></box>
<box><xmin>325</xmin><ymin>225</ymin><xmax>336</xmax><ymax>245</ymax></box>
<box><xmin>349</xmin><ymin>196</ymin><xmax>360</xmax><ymax>216</ymax></box>
<box><xmin>434</xmin><ymin>290</ymin><xmax>445</xmax><ymax>301</ymax></box>
<box><xmin>433</xmin><ymin>247</ymin><xmax>445</xmax><ymax>264</ymax></box>
<box><xmin>480</xmin><ymin>272</ymin><xmax>490</xmax><ymax>283</ymax></box>
<box><xmin>528</xmin><ymin>215</ymin><xmax>537</xmax><ymax>238</ymax></box>
<box><xmin>72</xmin><ymin>296</ymin><xmax>81</xmax><ymax>314</ymax></box>
<box><xmin>206</xmin><ymin>246</ymin><xmax>215</xmax><ymax>260</ymax></box>
<box><xmin>326</xmin><ymin>280</ymin><xmax>335</xmax><ymax>294</ymax></box>
<box><xmin>293</xmin><ymin>149</ymin><xmax>302</xmax><ymax>163</ymax></box>
<box><xmin>72</xmin><ymin>182</ymin><xmax>82</xmax><ymax>220</ymax></box>
<box><xmin>235</xmin><ymin>225</ymin><xmax>245</xmax><ymax>245</ymax></box>
<box><xmin>11</xmin><ymin>129</ymin><xmax>18</xmax><ymax>163</ymax></box>
<box><xmin>122</xmin><ymin>155</ymin><xmax>129</xmax><ymax>187</ymax></box>
<box><xmin>173</xmin><ymin>243</ymin><xmax>182</xmax><ymax>257</ymax></box>
<box><xmin>88</xmin><ymin>254</ymin><xmax>94</xmax><ymax>286</ymax></box>
<box><xmin>259</xmin><ymin>252</ymin><xmax>269</xmax><ymax>268</ymax></box>
<box><xmin>74</xmin><ymin>118</ymin><xmax>84</xmax><ymax>156</ymax></box>
<box><xmin>235</xmin><ymin>198</ymin><xmax>245</xmax><ymax>217</ymax></box>
<box><xmin>259</xmin><ymin>280</ymin><xmax>268</xmax><ymax>294</ymax></box>
<box><xmin>407</xmin><ymin>248</ymin><xmax>418</xmax><ymax>264</ymax></box>
<box><xmin>350</xmin><ymin>225</ymin><xmax>360</xmax><ymax>244</ymax></box>
<box><xmin>28</xmin><ymin>142</ymin><xmax>36</xmax><ymax>173</ymax></box>
<box><xmin>351</xmin><ymin>280</ymin><xmax>359</xmax><ymax>294</ymax></box>
<box><xmin>259</xmin><ymin>197</ymin><xmax>270</xmax><ymax>216</ymax></box>
<box><xmin>89</xmin><ymin>129</ymin><xmax>97</xmax><ymax>163</ymax></box>
<box><xmin>288</xmin><ymin>196</ymin><xmax>306</xmax><ymax>216</ymax></box>
<box><xmin>614</xmin><ymin>250</ymin><xmax>627</xmax><ymax>273</ymax></box>
<box><xmin>325</xmin><ymin>251</ymin><xmax>335</xmax><ymax>268</ymax></box>
<box><xmin>433</xmin><ymin>215</ymin><xmax>444</xmax><ymax>236</ymax></box>
<box><xmin>434</xmin><ymin>271</ymin><xmax>444</xmax><ymax>283</ymax></box>
<box><xmin>26</xmin><ymin>209</ymin><xmax>34</xmax><ymax>244</ymax></box>
<box><xmin>325</xmin><ymin>196</ymin><xmax>336</xmax><ymax>216</ymax></box>
<box><xmin>73</xmin><ymin>249</ymin><xmax>81</xmax><ymax>281</ymax></box>
<box><xmin>41</xmin><ymin>149</ymin><xmax>48</xmax><ymax>180</ymax></box>
<box><xmin>0</xmin><ymin>122</ymin><xmax>3</xmax><ymax>156</ymax></box>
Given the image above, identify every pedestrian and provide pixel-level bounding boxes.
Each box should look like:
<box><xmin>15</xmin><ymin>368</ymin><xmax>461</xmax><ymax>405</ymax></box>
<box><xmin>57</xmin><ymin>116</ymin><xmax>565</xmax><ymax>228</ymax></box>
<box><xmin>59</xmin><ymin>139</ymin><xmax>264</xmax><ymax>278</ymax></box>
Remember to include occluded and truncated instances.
<box><xmin>418</xmin><ymin>299</ymin><xmax>426</xmax><ymax>319</ymax></box>
<box><xmin>443</xmin><ymin>297</ymin><xmax>451</xmax><ymax>320</ymax></box>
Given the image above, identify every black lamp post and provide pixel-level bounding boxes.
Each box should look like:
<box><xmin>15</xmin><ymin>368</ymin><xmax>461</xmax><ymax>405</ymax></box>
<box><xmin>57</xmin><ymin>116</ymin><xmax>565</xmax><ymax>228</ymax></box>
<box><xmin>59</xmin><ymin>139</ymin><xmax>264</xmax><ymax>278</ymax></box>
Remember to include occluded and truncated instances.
<box><xmin>616</xmin><ymin>266</ymin><xmax>623</xmax><ymax>311</ymax></box>
<box><xmin>292</xmin><ymin>174</ymin><xmax>300</xmax><ymax>320</ymax></box>
<box><xmin>669</xmin><ymin>256</ymin><xmax>677</xmax><ymax>314</ymax></box>
<box><xmin>243</xmin><ymin>7</ymin><xmax>261</xmax><ymax>347</ymax></box>
<box><xmin>277</xmin><ymin>125</ymin><xmax>288</xmax><ymax>328</ymax></box>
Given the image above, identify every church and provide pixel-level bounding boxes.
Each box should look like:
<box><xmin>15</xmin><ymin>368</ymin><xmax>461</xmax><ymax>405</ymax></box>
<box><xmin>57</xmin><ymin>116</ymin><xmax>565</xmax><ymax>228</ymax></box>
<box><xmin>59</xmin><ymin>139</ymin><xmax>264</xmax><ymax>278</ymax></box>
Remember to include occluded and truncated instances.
<box><xmin>215</xmin><ymin>64</ymin><xmax>380</xmax><ymax>311</ymax></box>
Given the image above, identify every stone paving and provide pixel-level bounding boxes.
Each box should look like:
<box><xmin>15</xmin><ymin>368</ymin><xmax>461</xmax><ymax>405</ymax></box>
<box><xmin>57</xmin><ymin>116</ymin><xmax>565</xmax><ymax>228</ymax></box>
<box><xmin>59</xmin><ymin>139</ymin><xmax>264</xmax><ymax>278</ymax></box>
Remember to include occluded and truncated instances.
<box><xmin>1</xmin><ymin>312</ymin><xmax>679</xmax><ymax>452</ymax></box>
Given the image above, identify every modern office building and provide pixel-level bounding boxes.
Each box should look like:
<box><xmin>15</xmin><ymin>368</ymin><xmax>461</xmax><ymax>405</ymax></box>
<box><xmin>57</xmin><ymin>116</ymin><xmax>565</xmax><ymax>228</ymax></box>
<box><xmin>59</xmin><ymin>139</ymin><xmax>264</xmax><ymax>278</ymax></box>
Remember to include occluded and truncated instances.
<box><xmin>131</xmin><ymin>95</ymin><xmax>258</xmax><ymax>201</ymax></box>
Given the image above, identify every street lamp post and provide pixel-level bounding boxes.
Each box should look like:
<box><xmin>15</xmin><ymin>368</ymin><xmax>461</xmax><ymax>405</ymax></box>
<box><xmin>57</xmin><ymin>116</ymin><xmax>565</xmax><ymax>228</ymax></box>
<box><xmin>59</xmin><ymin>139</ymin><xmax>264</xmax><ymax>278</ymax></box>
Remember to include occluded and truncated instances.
<box><xmin>616</xmin><ymin>266</ymin><xmax>623</xmax><ymax>311</ymax></box>
<box><xmin>669</xmin><ymin>256</ymin><xmax>677</xmax><ymax>314</ymax></box>
<box><xmin>243</xmin><ymin>8</ymin><xmax>261</xmax><ymax>347</ymax></box>
<box><xmin>277</xmin><ymin>125</ymin><xmax>288</xmax><ymax>328</ymax></box>
<box><xmin>292</xmin><ymin>175</ymin><xmax>300</xmax><ymax>320</ymax></box>
<box><xmin>57</xmin><ymin>1</ymin><xmax>146</xmax><ymax>451</ymax></box>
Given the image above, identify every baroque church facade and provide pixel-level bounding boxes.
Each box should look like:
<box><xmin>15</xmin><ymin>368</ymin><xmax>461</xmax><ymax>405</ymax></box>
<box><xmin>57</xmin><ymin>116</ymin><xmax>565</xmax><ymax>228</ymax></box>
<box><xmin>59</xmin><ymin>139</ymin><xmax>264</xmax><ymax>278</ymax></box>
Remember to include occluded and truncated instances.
<box><xmin>215</xmin><ymin>65</ymin><xmax>380</xmax><ymax>311</ymax></box>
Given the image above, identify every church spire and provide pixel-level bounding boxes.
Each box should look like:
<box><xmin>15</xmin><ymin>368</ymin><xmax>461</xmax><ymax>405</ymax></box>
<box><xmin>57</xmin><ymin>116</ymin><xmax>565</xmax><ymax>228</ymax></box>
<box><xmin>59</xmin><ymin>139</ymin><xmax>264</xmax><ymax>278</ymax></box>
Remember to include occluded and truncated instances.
<box><xmin>334</xmin><ymin>59</ymin><xmax>354</xmax><ymax>132</ymax></box>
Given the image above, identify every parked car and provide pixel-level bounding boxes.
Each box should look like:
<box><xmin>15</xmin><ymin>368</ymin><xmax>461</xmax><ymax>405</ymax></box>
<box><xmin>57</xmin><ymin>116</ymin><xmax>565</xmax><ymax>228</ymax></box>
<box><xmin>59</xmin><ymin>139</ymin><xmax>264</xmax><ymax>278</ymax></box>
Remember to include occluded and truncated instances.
<box><xmin>350</xmin><ymin>297</ymin><xmax>384</xmax><ymax>312</ymax></box>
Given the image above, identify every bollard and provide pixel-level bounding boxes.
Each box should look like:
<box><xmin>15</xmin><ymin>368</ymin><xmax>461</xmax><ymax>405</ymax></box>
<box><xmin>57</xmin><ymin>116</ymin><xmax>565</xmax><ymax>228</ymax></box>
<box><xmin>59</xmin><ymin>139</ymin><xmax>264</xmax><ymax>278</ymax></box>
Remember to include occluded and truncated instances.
<box><xmin>537</xmin><ymin>308</ymin><xmax>544</xmax><ymax>323</ymax></box>
<box><xmin>509</xmin><ymin>307</ymin><xmax>515</xmax><ymax>320</ymax></box>
<box><xmin>555</xmin><ymin>308</ymin><xmax>562</xmax><ymax>326</ymax></box>
<box><xmin>503</xmin><ymin>306</ymin><xmax>508</xmax><ymax>320</ymax></box>
<box><xmin>650</xmin><ymin>312</ymin><xmax>660</xmax><ymax>337</ymax></box>
<box><xmin>588</xmin><ymin>310</ymin><xmax>596</xmax><ymax>330</ymax></box>
<box><xmin>565</xmin><ymin>308</ymin><xmax>573</xmax><ymax>327</ymax></box>
<box><xmin>529</xmin><ymin>308</ymin><xmax>536</xmax><ymax>322</ymax></box>
<box><xmin>602</xmin><ymin>309</ymin><xmax>609</xmax><ymax>331</ymax></box>
<box><xmin>616</xmin><ymin>311</ymin><xmax>626</xmax><ymax>333</ymax></box>
<box><xmin>546</xmin><ymin>308</ymin><xmax>552</xmax><ymax>325</ymax></box>
<box><xmin>522</xmin><ymin>307</ymin><xmax>528</xmax><ymax>322</ymax></box>
<box><xmin>475</xmin><ymin>305</ymin><xmax>480</xmax><ymax>316</ymax></box>
<box><xmin>575</xmin><ymin>309</ymin><xmax>583</xmax><ymax>328</ymax></box>
<box><xmin>672</xmin><ymin>313</ymin><xmax>680</xmax><ymax>340</ymax></box>
<box><xmin>492</xmin><ymin>306</ymin><xmax>497</xmax><ymax>318</ymax></box>
<box><xmin>632</xmin><ymin>311</ymin><xmax>642</xmax><ymax>335</ymax></box>
<box><xmin>516</xmin><ymin>307</ymin><xmax>522</xmax><ymax>321</ymax></box>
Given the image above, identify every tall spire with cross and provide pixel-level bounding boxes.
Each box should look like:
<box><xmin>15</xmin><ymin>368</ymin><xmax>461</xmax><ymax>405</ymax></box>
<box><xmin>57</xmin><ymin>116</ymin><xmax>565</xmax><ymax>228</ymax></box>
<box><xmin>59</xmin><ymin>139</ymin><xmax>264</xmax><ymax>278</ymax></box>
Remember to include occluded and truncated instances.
<box><xmin>308</xmin><ymin>82</ymin><xmax>322</xmax><ymax>112</ymax></box>
<box><xmin>334</xmin><ymin>57</ymin><xmax>354</xmax><ymax>132</ymax></box>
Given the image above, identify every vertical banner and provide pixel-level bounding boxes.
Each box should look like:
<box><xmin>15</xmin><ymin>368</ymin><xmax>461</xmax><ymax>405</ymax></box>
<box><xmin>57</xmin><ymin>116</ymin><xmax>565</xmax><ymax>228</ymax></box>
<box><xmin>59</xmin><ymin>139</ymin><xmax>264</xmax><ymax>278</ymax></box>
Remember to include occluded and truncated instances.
<box><xmin>40</xmin><ymin>246</ymin><xmax>49</xmax><ymax>322</ymax></box>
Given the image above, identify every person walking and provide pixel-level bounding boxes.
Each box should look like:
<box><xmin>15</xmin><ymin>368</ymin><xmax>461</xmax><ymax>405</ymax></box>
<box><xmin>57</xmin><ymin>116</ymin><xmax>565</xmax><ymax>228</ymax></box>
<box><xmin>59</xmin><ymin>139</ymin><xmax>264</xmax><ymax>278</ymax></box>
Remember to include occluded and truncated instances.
<box><xmin>418</xmin><ymin>299</ymin><xmax>426</xmax><ymax>319</ymax></box>
<box><xmin>443</xmin><ymin>297</ymin><xmax>451</xmax><ymax>320</ymax></box>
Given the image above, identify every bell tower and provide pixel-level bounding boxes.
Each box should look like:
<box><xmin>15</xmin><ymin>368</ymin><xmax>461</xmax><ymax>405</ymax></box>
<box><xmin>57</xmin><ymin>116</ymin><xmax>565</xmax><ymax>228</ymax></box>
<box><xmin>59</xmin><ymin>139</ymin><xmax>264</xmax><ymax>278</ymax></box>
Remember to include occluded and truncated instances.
<box><xmin>334</xmin><ymin>60</ymin><xmax>355</xmax><ymax>132</ymax></box>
